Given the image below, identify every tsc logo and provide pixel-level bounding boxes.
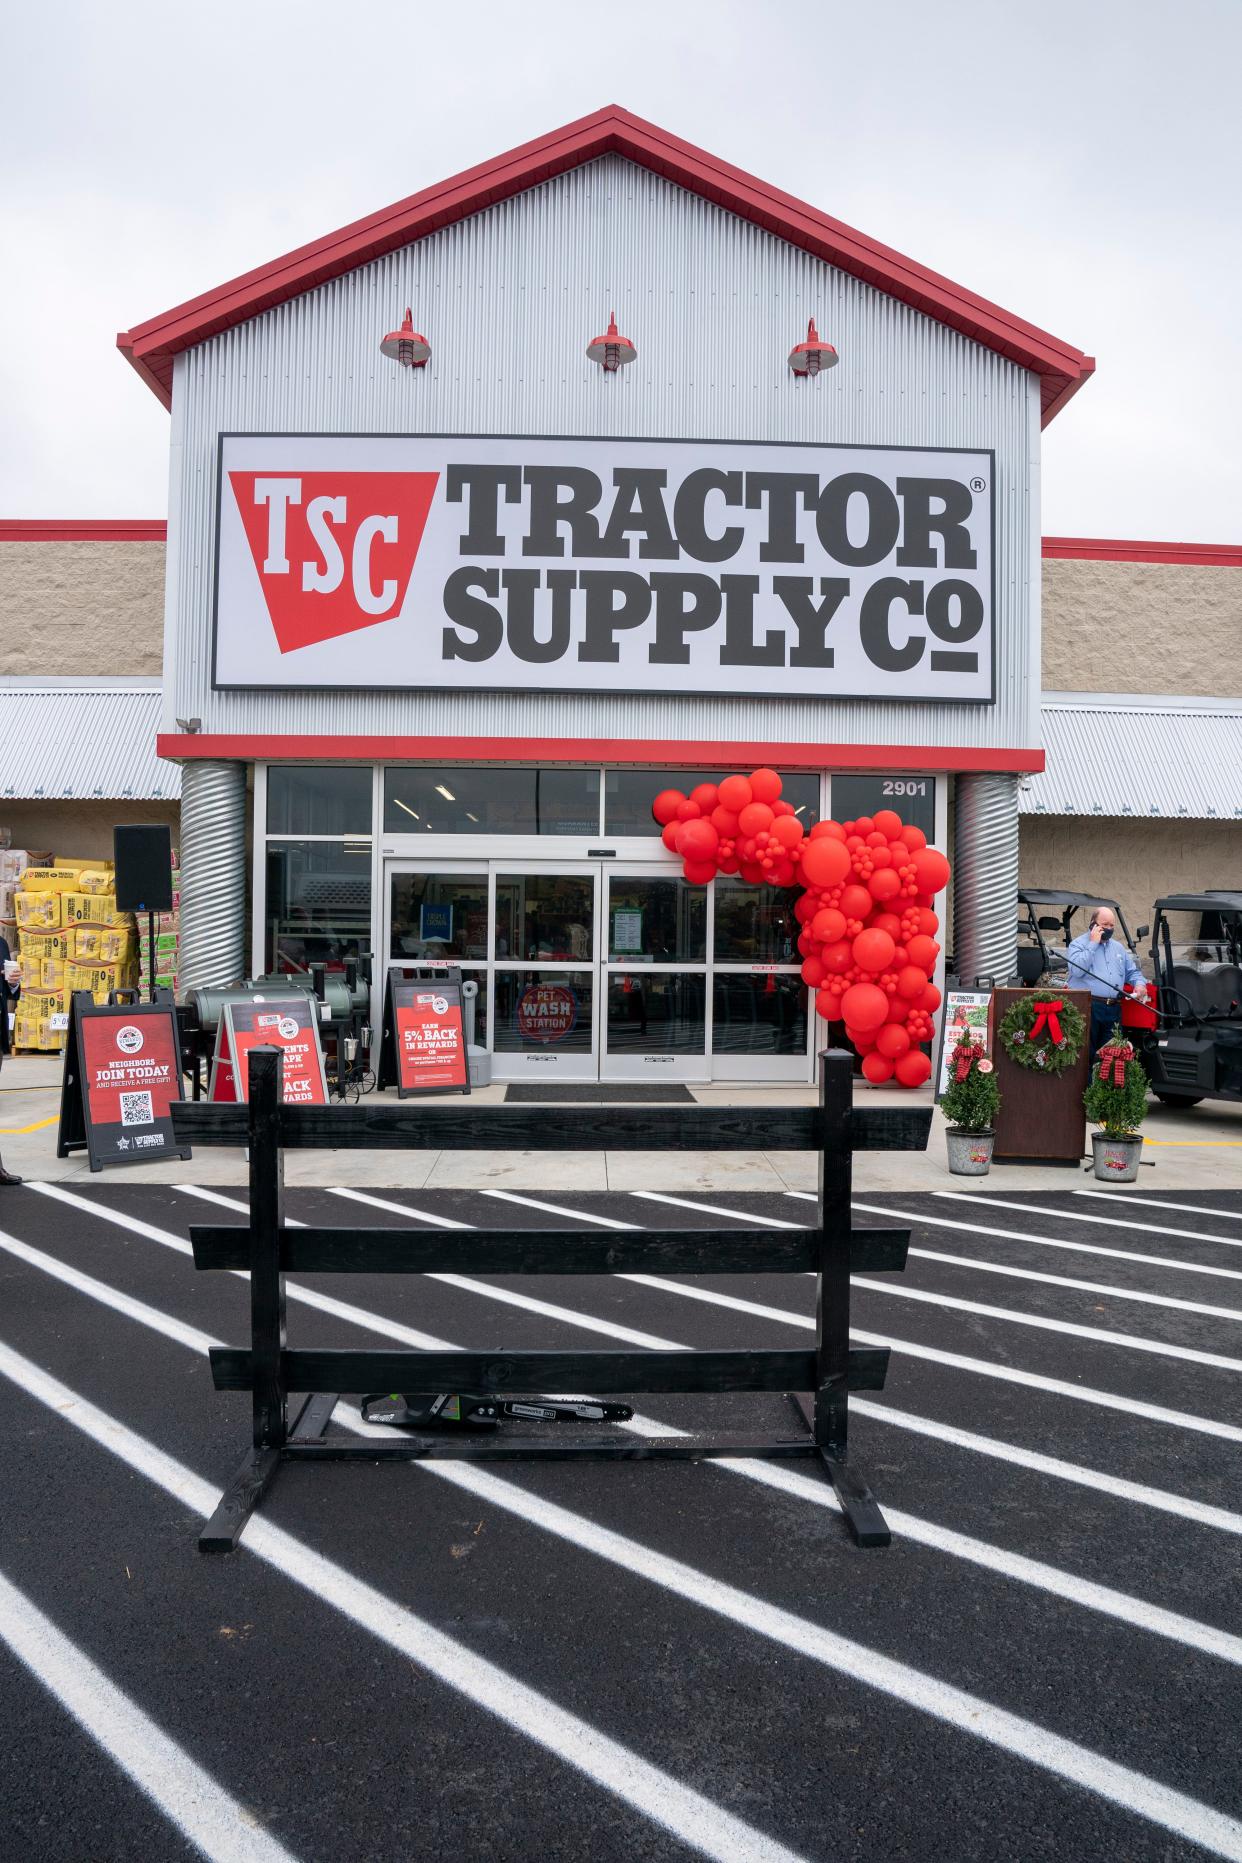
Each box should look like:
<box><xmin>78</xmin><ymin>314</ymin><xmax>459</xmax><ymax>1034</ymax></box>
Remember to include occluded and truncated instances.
<box><xmin>116</xmin><ymin>1025</ymin><xmax>144</xmax><ymax>1055</ymax></box>
<box><xmin>229</xmin><ymin>471</ymin><xmax>439</xmax><ymax>653</ymax></box>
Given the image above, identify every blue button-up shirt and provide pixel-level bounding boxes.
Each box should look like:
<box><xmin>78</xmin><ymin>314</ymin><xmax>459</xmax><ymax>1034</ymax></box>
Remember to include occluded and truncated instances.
<box><xmin>1064</xmin><ymin>932</ymin><xmax>1145</xmax><ymax>1000</ymax></box>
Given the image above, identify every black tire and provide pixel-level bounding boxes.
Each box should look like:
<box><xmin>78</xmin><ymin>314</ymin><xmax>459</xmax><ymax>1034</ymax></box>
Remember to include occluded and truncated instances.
<box><xmin>1154</xmin><ymin>1092</ymin><xmax>1205</xmax><ymax>1107</ymax></box>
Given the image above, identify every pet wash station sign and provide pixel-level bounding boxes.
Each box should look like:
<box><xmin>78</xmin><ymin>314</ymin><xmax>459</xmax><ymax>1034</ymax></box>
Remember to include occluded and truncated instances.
<box><xmin>214</xmin><ymin>435</ymin><xmax>995</xmax><ymax>700</ymax></box>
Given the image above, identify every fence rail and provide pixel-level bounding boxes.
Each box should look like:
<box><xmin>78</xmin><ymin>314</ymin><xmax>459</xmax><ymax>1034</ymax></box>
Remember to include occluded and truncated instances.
<box><xmin>173</xmin><ymin>1051</ymin><xmax>929</xmax><ymax>1556</ymax></box>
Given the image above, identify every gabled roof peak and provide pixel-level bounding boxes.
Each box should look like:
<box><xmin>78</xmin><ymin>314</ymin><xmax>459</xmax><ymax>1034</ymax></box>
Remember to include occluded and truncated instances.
<box><xmin>118</xmin><ymin>103</ymin><xmax>1093</xmax><ymax>423</ymax></box>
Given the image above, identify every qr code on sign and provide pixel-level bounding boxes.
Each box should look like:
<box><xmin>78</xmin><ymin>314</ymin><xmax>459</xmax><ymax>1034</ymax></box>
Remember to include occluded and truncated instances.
<box><xmin>120</xmin><ymin>1091</ymin><xmax>154</xmax><ymax>1127</ymax></box>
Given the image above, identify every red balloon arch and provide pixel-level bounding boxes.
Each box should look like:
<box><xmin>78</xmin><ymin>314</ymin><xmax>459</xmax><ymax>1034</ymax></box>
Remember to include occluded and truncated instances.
<box><xmin>651</xmin><ymin>768</ymin><xmax>950</xmax><ymax>1088</ymax></box>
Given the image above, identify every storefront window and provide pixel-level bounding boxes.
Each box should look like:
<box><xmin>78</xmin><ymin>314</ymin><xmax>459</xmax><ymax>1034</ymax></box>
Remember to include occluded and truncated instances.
<box><xmin>604</xmin><ymin>769</ymin><xmax>819</xmax><ymax>837</ymax></box>
<box><xmin>712</xmin><ymin>976</ymin><xmax>807</xmax><ymax>1055</ymax></box>
<box><xmin>713</xmin><ymin>879</ymin><xmax>801</xmax><ymax>964</ymax></box>
<box><xmin>267</xmin><ymin>766</ymin><xmax>373</xmax><ymax>836</ymax></box>
<box><xmin>607</xmin><ymin>972</ymin><xmax>707</xmax><ymax>1056</ymax></box>
<box><xmin>830</xmin><ymin>774</ymin><xmax>935</xmax><ymax>839</ymax></box>
<box><xmin>389</xmin><ymin>872</ymin><xmax>489</xmax><ymax>961</ymax></box>
<box><xmin>383</xmin><ymin>767</ymin><xmax>600</xmax><ymax>835</ymax></box>
<box><xmin>606</xmin><ymin>876</ymin><xmax>706</xmax><ymax>962</ymax></box>
<box><xmin>494</xmin><ymin>970</ymin><xmax>593</xmax><ymax>1054</ymax></box>
<box><xmin>265</xmin><ymin>843</ymin><xmax>371</xmax><ymax>973</ymax></box>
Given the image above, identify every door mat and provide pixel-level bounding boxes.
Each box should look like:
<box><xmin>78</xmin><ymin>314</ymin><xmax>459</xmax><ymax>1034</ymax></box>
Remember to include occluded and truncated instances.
<box><xmin>504</xmin><ymin>1084</ymin><xmax>696</xmax><ymax>1104</ymax></box>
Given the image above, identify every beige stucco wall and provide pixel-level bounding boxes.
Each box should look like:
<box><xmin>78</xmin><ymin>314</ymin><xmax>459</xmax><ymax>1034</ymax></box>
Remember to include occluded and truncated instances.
<box><xmin>1019</xmin><ymin>814</ymin><xmax>1242</xmax><ymax>946</ymax></box>
<box><xmin>1042</xmin><ymin>558</ymin><xmax>1242</xmax><ymax>694</ymax></box>
<box><xmin>0</xmin><ymin>540</ymin><xmax>165</xmax><ymax>678</ymax></box>
<box><xmin>0</xmin><ymin>800</ymin><xmax>179</xmax><ymax>865</ymax></box>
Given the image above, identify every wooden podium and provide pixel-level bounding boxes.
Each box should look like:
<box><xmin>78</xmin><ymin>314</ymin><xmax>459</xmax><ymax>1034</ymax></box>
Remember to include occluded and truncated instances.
<box><xmin>990</xmin><ymin>988</ymin><xmax>1090</xmax><ymax>1166</ymax></box>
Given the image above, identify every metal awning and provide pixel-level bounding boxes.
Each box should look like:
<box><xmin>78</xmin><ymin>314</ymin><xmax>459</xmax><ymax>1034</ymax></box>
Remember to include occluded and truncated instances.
<box><xmin>0</xmin><ymin>683</ymin><xmax>179</xmax><ymax>801</ymax></box>
<box><xmin>1023</xmin><ymin>696</ymin><xmax>1242</xmax><ymax>821</ymax></box>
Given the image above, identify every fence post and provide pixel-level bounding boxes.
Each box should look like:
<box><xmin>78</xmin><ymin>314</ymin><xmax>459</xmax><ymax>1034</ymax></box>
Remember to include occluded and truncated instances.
<box><xmin>248</xmin><ymin>1046</ymin><xmax>287</xmax><ymax>1453</ymax></box>
<box><xmin>814</xmin><ymin>1047</ymin><xmax>890</xmax><ymax>1546</ymax></box>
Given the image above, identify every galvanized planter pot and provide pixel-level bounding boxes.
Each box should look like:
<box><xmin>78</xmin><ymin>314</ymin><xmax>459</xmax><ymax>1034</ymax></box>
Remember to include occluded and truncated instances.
<box><xmin>1091</xmin><ymin>1131</ymin><xmax>1143</xmax><ymax>1183</ymax></box>
<box><xmin>945</xmin><ymin>1128</ymin><xmax>995</xmax><ymax>1175</ymax></box>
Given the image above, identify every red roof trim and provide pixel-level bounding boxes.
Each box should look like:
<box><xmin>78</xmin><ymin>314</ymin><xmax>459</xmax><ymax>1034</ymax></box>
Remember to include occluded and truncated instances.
<box><xmin>156</xmin><ymin>732</ymin><xmax>1044</xmax><ymax>775</ymax></box>
<box><xmin>119</xmin><ymin>104</ymin><xmax>1092</xmax><ymax>427</ymax></box>
<box><xmin>1042</xmin><ymin>536</ymin><xmax>1242</xmax><ymax>567</ymax></box>
<box><xmin>0</xmin><ymin>520</ymin><xmax>167</xmax><ymax>542</ymax></box>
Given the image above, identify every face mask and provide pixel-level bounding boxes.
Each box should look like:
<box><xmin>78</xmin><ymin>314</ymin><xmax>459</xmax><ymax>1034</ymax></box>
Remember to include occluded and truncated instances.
<box><xmin>1100</xmin><ymin>926</ymin><xmax>1114</xmax><ymax>942</ymax></box>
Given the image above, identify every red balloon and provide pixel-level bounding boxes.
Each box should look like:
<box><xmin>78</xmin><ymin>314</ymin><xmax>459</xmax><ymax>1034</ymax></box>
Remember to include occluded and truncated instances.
<box><xmin>718</xmin><ymin>774</ymin><xmax>753</xmax><ymax>813</ymax></box>
<box><xmin>710</xmin><ymin>805</ymin><xmax>740</xmax><ymax>836</ymax></box>
<box><xmin>677</xmin><ymin>818</ymin><xmax>719</xmax><ymax>860</ymax></box>
<box><xmin>772</xmin><ymin>799</ymin><xmax>795</xmax><ymax>817</ymax></box>
<box><xmin>896</xmin><ymin>964</ymin><xmax>928</xmax><ymax>1000</ymax></box>
<box><xmin>682</xmin><ymin>858</ymin><xmax>717</xmax><ymax>885</ymax></box>
<box><xmin>867</xmin><ymin>868</ymin><xmax>903</xmax><ymax>904</ymax></box>
<box><xmin>822</xmin><ymin>939</ymin><xmax>853</xmax><ymax>974</ymax></box>
<box><xmin>839</xmin><ymin>883</ymin><xmax>872</xmax><ymax>923</ymax></box>
<box><xmin>861</xmin><ymin>1051</ymin><xmax>895</xmax><ymax>1084</ymax></box>
<box><xmin>854</xmin><ymin>816</ymin><xmax>875</xmax><ymax>836</ymax></box>
<box><xmin>841</xmin><ymin>982</ymin><xmax>889</xmax><ymax>1031</ymax></box>
<box><xmin>871</xmin><ymin>808</ymin><xmax>903</xmax><ymax>839</ymax></box>
<box><xmin>875</xmin><ymin>1022</ymin><xmax>912</xmax><ymax>1059</ymax></box>
<box><xmin>717</xmin><ymin>853</ymin><xmax>740</xmax><ymax>874</ymax></box>
<box><xmin>852</xmin><ymin>927</ymin><xmax>896</xmax><ymax>973</ymax></box>
<box><xmin>748</xmin><ymin>768</ymin><xmax>783</xmax><ymax>805</ymax></box>
<box><xmin>739</xmin><ymin>860</ymin><xmax>765</xmax><ymax>884</ymax></box>
<box><xmin>903</xmin><ymin>825</ymin><xmax>927</xmax><ymax>851</ymax></box>
<box><xmin>905</xmin><ymin>934</ymin><xmax>940</xmax><ymax>972</ymax></box>
<box><xmin>801</xmin><ymin>957</ymin><xmax>825</xmax><ymax>988</ymax></box>
<box><xmin>768</xmin><ymin>856</ymin><xmax>796</xmax><ymax>885</ymax></box>
<box><xmin>872</xmin><ymin>912</ymin><xmax>902</xmax><ymax>939</ymax></box>
<box><xmin>799</xmin><ymin>836</ymin><xmax>851</xmax><ymax>888</ymax></box>
<box><xmin>771</xmin><ymin>814</ymin><xmax>804</xmax><ymax>849</ymax></box>
<box><xmin>676</xmin><ymin>799</ymin><xmax>701</xmax><ymax>821</ymax></box>
<box><xmin>886</xmin><ymin>993</ymin><xmax>912</xmax><ymax>1022</ymax></box>
<box><xmin>815</xmin><ymin>987</ymin><xmax>844</xmax><ymax>1021</ymax></box>
<box><xmin>810</xmin><ymin>819</ymin><xmax>848</xmax><ymax>842</ymax></box>
<box><xmin>794</xmin><ymin>894</ymin><xmax>818</xmax><ymax>924</ymax></box>
<box><xmin>919</xmin><ymin>983</ymin><xmax>942</xmax><ymax>1014</ymax></box>
<box><xmin>661</xmin><ymin>821</ymin><xmax>681</xmax><ymax>852</ymax></box>
<box><xmin>690</xmin><ymin>783</ymin><xmax>719</xmax><ymax>812</ymax></box>
<box><xmin>915</xmin><ymin>907</ymin><xmax>940</xmax><ymax>936</ymax></box>
<box><xmin>811</xmin><ymin>907</ymin><xmax>847</xmax><ymax>944</ymax></box>
<box><xmin>652</xmin><ymin>789</ymin><xmax>685</xmax><ymax>825</ymax></box>
<box><xmin>895</xmin><ymin>1049</ymin><xmax>932</xmax><ymax>1088</ymax></box>
<box><xmin>737</xmin><ymin>801</ymin><xmax>775</xmax><ymax>837</ymax></box>
<box><xmin>912</xmin><ymin>847</ymin><xmax>951</xmax><ymax>895</ymax></box>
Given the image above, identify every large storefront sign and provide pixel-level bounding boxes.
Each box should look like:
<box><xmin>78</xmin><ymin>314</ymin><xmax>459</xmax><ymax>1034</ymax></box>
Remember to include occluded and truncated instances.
<box><xmin>214</xmin><ymin>435</ymin><xmax>995</xmax><ymax>701</ymax></box>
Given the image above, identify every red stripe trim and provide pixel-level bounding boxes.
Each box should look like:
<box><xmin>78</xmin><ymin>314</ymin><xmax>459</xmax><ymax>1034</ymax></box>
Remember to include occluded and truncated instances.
<box><xmin>0</xmin><ymin>520</ymin><xmax>167</xmax><ymax>541</ymax></box>
<box><xmin>118</xmin><ymin>104</ymin><xmax>1092</xmax><ymax>422</ymax></box>
<box><xmin>156</xmin><ymin>733</ymin><xmax>1044</xmax><ymax>774</ymax></box>
<box><xmin>1042</xmin><ymin>536</ymin><xmax>1242</xmax><ymax>567</ymax></box>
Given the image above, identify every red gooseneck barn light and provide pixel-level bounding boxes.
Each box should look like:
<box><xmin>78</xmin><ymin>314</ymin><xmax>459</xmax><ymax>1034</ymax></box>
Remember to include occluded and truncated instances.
<box><xmin>586</xmin><ymin>310</ymin><xmax>637</xmax><ymax>372</ymax></box>
<box><xmin>380</xmin><ymin>309</ymin><xmax>431</xmax><ymax>369</ymax></box>
<box><xmin>788</xmin><ymin>318</ymin><xmax>838</xmax><ymax>377</ymax></box>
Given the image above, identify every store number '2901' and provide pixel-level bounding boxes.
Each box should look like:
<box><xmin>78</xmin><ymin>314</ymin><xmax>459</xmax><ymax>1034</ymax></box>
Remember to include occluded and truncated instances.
<box><xmin>882</xmin><ymin>780</ymin><xmax>927</xmax><ymax>797</ymax></box>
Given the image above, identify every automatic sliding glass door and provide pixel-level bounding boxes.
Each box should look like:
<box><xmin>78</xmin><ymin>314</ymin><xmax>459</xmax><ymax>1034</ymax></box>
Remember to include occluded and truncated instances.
<box><xmin>602</xmin><ymin>867</ymin><xmax>709</xmax><ymax>1082</ymax></box>
<box><xmin>492</xmin><ymin>865</ymin><xmax>599</xmax><ymax>1079</ymax></box>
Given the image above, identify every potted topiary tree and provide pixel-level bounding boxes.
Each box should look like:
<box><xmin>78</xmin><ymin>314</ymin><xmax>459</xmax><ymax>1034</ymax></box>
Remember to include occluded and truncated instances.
<box><xmin>1084</xmin><ymin>1026</ymin><xmax>1148</xmax><ymax>1182</ymax></box>
<box><xmin>940</xmin><ymin>1036</ymin><xmax>1001</xmax><ymax>1175</ymax></box>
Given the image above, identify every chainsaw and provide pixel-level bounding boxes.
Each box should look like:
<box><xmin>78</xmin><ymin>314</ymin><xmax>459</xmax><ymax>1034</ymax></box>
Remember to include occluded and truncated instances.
<box><xmin>360</xmin><ymin>1392</ymin><xmax>634</xmax><ymax>1431</ymax></box>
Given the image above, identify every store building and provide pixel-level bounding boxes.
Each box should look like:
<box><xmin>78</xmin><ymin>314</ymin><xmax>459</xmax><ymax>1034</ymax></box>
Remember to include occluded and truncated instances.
<box><xmin>113</xmin><ymin>106</ymin><xmax>1091</xmax><ymax>1085</ymax></box>
<box><xmin>89</xmin><ymin>105</ymin><xmax>1231</xmax><ymax>1084</ymax></box>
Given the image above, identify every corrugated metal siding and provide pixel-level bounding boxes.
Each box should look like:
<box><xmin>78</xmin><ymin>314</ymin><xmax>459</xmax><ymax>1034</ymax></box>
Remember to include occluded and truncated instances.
<box><xmin>0</xmin><ymin>687</ymin><xmax>179</xmax><ymax>800</ymax></box>
<box><xmin>168</xmin><ymin>154</ymin><xmax>1040</xmax><ymax>751</ymax></box>
<box><xmin>1024</xmin><ymin>702</ymin><xmax>1242</xmax><ymax>820</ymax></box>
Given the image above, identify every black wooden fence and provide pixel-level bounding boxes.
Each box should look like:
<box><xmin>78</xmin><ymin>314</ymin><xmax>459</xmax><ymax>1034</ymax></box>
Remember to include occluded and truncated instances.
<box><xmin>172</xmin><ymin>1049</ymin><xmax>929</xmax><ymax>1554</ymax></box>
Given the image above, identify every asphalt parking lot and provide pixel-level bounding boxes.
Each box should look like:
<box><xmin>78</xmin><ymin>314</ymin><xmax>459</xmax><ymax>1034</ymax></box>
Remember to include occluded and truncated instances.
<box><xmin>3</xmin><ymin>1178</ymin><xmax>1242</xmax><ymax>1861</ymax></box>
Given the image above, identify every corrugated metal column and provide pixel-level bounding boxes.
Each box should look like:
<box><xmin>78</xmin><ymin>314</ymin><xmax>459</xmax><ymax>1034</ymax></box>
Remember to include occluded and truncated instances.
<box><xmin>179</xmin><ymin>760</ymin><xmax>247</xmax><ymax>991</ymax></box>
<box><xmin>952</xmin><ymin>772</ymin><xmax>1019</xmax><ymax>984</ymax></box>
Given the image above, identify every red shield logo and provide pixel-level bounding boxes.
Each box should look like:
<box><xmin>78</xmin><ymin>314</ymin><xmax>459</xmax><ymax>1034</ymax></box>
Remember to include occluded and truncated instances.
<box><xmin>229</xmin><ymin>470</ymin><xmax>439</xmax><ymax>653</ymax></box>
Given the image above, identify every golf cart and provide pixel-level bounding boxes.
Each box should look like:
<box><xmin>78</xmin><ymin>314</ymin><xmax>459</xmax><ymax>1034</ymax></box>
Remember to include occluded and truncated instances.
<box><xmin>1132</xmin><ymin>893</ymin><xmax>1242</xmax><ymax>1107</ymax></box>
<box><xmin>1015</xmin><ymin>889</ymin><xmax>1137</xmax><ymax>986</ymax></box>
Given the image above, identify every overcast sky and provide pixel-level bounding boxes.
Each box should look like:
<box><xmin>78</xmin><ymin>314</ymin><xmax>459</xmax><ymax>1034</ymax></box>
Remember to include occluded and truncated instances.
<box><xmin>3</xmin><ymin>0</ymin><xmax>1238</xmax><ymax>540</ymax></box>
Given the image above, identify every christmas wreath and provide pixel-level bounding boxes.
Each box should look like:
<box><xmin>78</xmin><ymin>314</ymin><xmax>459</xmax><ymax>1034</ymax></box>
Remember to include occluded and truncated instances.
<box><xmin>998</xmin><ymin>990</ymin><xmax>1086</xmax><ymax>1075</ymax></box>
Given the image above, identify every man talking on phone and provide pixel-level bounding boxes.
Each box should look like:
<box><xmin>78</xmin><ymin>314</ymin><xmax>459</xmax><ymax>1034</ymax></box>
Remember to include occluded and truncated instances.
<box><xmin>1065</xmin><ymin>906</ymin><xmax>1148</xmax><ymax>1064</ymax></box>
<box><xmin>0</xmin><ymin>935</ymin><xmax>22</xmax><ymax>1185</ymax></box>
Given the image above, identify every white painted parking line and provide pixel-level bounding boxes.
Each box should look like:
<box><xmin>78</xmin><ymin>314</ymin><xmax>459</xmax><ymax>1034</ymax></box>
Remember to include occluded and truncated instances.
<box><xmin>7</xmin><ymin>1285</ymin><xmax>1242</xmax><ymax>1862</ymax></box>
<box><xmin>1075</xmin><ymin>1191</ymin><xmax>1242</xmax><ymax>1226</ymax></box>
<box><xmin>331</xmin><ymin>1187</ymin><xmax>471</xmax><ymax>1229</ymax></box>
<box><xmin>422</xmin><ymin>1459</ymin><xmax>1242</xmax><ymax>1863</ymax></box>
<box><xmin>900</xmin><ymin>1247</ymin><xmax>1242</xmax><ymax>1325</ymax></box>
<box><xmin>0</xmin><ymin>1566</ymin><xmax>299</xmax><ymax>1863</ymax></box>
<box><xmin>630</xmin><ymin>1191</ymin><xmax>804</xmax><ymax>1230</ymax></box>
<box><xmin>0</xmin><ymin>1338</ymin><xmax>804</xmax><ymax>1863</ymax></box>
<box><xmin>12</xmin><ymin>1209</ymin><xmax>1242</xmax><ymax>1682</ymax></box>
<box><xmin>483</xmin><ymin>1189</ymin><xmax>635</xmax><ymax>1230</ymax></box>
<box><xmin>937</xmin><ymin>1191</ymin><xmax>1242</xmax><ymax>1250</ymax></box>
<box><xmin>850</xmin><ymin>1399</ymin><xmax>1242</xmax><ymax>1539</ymax></box>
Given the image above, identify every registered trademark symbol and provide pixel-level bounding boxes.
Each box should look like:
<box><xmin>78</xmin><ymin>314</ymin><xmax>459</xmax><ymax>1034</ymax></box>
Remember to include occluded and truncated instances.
<box><xmin>970</xmin><ymin>477</ymin><xmax>986</xmax><ymax>493</ymax></box>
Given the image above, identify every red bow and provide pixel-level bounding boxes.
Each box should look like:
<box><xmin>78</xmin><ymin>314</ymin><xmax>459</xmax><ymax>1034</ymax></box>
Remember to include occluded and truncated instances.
<box><xmin>1029</xmin><ymin>999</ymin><xmax>1064</xmax><ymax>1044</ymax></box>
<box><xmin>1098</xmin><ymin>1040</ymin><xmax>1134</xmax><ymax>1086</ymax></box>
<box><xmin>953</xmin><ymin>1040</ymin><xmax>984</xmax><ymax>1082</ymax></box>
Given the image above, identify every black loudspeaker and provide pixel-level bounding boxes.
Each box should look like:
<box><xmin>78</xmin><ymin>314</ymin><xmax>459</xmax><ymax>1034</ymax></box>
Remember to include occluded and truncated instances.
<box><xmin>113</xmin><ymin>825</ymin><xmax>174</xmax><ymax>912</ymax></box>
